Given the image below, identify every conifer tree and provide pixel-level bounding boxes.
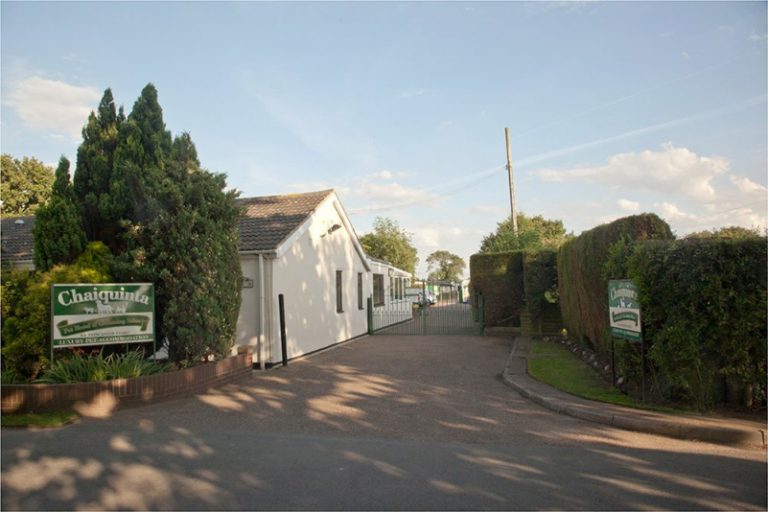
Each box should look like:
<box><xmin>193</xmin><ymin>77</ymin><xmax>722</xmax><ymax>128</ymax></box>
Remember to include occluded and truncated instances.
<box><xmin>107</xmin><ymin>86</ymin><xmax>241</xmax><ymax>363</ymax></box>
<box><xmin>73</xmin><ymin>89</ymin><xmax>123</xmax><ymax>242</ymax></box>
<box><xmin>33</xmin><ymin>157</ymin><xmax>87</xmax><ymax>271</ymax></box>
<box><xmin>109</xmin><ymin>83</ymin><xmax>172</xmax><ymax>228</ymax></box>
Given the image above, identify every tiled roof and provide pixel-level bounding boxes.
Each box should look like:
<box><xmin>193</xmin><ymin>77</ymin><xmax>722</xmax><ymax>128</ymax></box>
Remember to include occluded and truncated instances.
<box><xmin>237</xmin><ymin>189</ymin><xmax>334</xmax><ymax>252</ymax></box>
<box><xmin>1</xmin><ymin>216</ymin><xmax>35</xmax><ymax>262</ymax></box>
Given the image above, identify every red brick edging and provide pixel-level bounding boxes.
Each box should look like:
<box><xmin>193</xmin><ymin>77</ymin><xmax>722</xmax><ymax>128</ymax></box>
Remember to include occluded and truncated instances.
<box><xmin>1</xmin><ymin>349</ymin><xmax>253</xmax><ymax>415</ymax></box>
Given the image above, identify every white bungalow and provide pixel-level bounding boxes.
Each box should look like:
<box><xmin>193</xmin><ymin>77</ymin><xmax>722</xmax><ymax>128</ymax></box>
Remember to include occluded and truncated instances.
<box><xmin>236</xmin><ymin>189</ymin><xmax>372</xmax><ymax>366</ymax></box>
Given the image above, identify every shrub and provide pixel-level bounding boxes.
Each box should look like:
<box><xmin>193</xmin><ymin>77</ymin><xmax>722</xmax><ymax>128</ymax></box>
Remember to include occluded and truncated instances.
<box><xmin>1</xmin><ymin>242</ymin><xmax>112</xmax><ymax>380</ymax></box>
<box><xmin>557</xmin><ymin>214</ymin><xmax>673</xmax><ymax>352</ymax></box>
<box><xmin>469</xmin><ymin>252</ymin><xmax>524</xmax><ymax>326</ymax></box>
<box><xmin>36</xmin><ymin>349</ymin><xmax>171</xmax><ymax>384</ymax></box>
<box><xmin>625</xmin><ymin>238</ymin><xmax>767</xmax><ymax>409</ymax></box>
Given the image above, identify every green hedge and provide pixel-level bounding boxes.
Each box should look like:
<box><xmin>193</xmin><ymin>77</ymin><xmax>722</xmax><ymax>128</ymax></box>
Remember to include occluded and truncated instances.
<box><xmin>557</xmin><ymin>214</ymin><xmax>673</xmax><ymax>351</ymax></box>
<box><xmin>523</xmin><ymin>250</ymin><xmax>558</xmax><ymax>324</ymax></box>
<box><xmin>469</xmin><ymin>252</ymin><xmax>524</xmax><ymax>326</ymax></box>
<box><xmin>622</xmin><ymin>238</ymin><xmax>767</xmax><ymax>408</ymax></box>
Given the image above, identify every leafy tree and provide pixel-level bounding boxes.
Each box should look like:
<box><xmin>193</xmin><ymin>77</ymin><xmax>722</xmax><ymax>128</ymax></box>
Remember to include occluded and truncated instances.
<box><xmin>73</xmin><ymin>88</ymin><xmax>124</xmax><ymax>242</ymax></box>
<box><xmin>0</xmin><ymin>154</ymin><xmax>54</xmax><ymax>216</ymax></box>
<box><xmin>1</xmin><ymin>242</ymin><xmax>112</xmax><ymax>381</ymax></box>
<box><xmin>360</xmin><ymin>217</ymin><xmax>418</xmax><ymax>274</ymax></box>
<box><xmin>480</xmin><ymin>213</ymin><xmax>569</xmax><ymax>253</ymax></box>
<box><xmin>33</xmin><ymin>157</ymin><xmax>87</xmax><ymax>271</ymax></box>
<box><xmin>426</xmin><ymin>250</ymin><xmax>465</xmax><ymax>281</ymax></box>
<box><xmin>685</xmin><ymin>226</ymin><xmax>765</xmax><ymax>240</ymax></box>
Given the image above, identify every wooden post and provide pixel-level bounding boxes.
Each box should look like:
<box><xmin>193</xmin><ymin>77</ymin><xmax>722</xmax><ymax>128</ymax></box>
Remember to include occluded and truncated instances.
<box><xmin>505</xmin><ymin>127</ymin><xmax>518</xmax><ymax>235</ymax></box>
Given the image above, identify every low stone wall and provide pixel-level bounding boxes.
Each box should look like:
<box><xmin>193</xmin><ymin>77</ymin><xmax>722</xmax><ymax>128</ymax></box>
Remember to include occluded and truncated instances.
<box><xmin>1</xmin><ymin>349</ymin><xmax>253</xmax><ymax>416</ymax></box>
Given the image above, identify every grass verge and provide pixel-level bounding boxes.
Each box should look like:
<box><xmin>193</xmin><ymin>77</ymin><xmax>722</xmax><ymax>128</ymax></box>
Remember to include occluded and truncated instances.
<box><xmin>1</xmin><ymin>411</ymin><xmax>78</xmax><ymax>428</ymax></box>
<box><xmin>528</xmin><ymin>340</ymin><xmax>687</xmax><ymax>414</ymax></box>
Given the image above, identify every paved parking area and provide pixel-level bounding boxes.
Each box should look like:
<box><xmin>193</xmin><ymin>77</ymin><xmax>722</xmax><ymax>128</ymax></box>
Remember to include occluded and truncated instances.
<box><xmin>2</xmin><ymin>335</ymin><xmax>766</xmax><ymax>510</ymax></box>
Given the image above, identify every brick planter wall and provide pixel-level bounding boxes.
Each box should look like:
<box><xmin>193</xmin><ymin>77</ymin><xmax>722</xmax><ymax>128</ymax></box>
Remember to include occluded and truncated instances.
<box><xmin>1</xmin><ymin>349</ymin><xmax>253</xmax><ymax>415</ymax></box>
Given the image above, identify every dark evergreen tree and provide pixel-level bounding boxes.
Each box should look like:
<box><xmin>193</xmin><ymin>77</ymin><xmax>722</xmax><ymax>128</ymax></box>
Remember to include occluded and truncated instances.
<box><xmin>33</xmin><ymin>157</ymin><xmax>87</xmax><ymax>271</ymax></box>
<box><xmin>107</xmin><ymin>88</ymin><xmax>241</xmax><ymax>363</ymax></box>
<box><xmin>73</xmin><ymin>89</ymin><xmax>123</xmax><ymax>242</ymax></box>
<box><xmin>109</xmin><ymin>83</ymin><xmax>172</xmax><ymax>229</ymax></box>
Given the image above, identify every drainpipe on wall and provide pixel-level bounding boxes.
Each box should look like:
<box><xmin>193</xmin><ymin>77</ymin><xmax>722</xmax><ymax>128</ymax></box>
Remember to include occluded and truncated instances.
<box><xmin>258</xmin><ymin>253</ymin><xmax>266</xmax><ymax>369</ymax></box>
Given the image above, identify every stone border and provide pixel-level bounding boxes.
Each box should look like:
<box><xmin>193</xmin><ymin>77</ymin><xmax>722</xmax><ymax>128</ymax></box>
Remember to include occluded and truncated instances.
<box><xmin>1</xmin><ymin>348</ymin><xmax>252</xmax><ymax>416</ymax></box>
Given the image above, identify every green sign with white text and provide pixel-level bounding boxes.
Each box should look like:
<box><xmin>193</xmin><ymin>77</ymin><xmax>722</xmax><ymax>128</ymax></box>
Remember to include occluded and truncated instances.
<box><xmin>51</xmin><ymin>283</ymin><xmax>155</xmax><ymax>348</ymax></box>
<box><xmin>608</xmin><ymin>279</ymin><xmax>642</xmax><ymax>342</ymax></box>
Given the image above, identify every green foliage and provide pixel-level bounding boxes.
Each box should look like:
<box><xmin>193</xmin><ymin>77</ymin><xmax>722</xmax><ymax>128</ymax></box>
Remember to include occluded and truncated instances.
<box><xmin>619</xmin><ymin>238</ymin><xmax>767</xmax><ymax>409</ymax></box>
<box><xmin>33</xmin><ymin>157</ymin><xmax>87</xmax><ymax>271</ymax></box>
<box><xmin>469</xmin><ymin>252</ymin><xmax>524</xmax><ymax>326</ymax></box>
<box><xmin>1</xmin><ymin>154</ymin><xmax>54</xmax><ymax>216</ymax></box>
<box><xmin>70</xmin><ymin>84</ymin><xmax>242</xmax><ymax>365</ymax></box>
<box><xmin>685</xmin><ymin>225</ymin><xmax>765</xmax><ymax>240</ymax></box>
<box><xmin>360</xmin><ymin>217</ymin><xmax>419</xmax><ymax>274</ymax></box>
<box><xmin>1</xmin><ymin>411</ymin><xmax>78</xmax><ymax>428</ymax></box>
<box><xmin>73</xmin><ymin>88</ymin><xmax>124</xmax><ymax>242</ymax></box>
<box><xmin>523</xmin><ymin>250</ymin><xmax>558</xmax><ymax>323</ymax></box>
<box><xmin>557</xmin><ymin>213</ymin><xmax>673</xmax><ymax>352</ymax></box>
<box><xmin>116</xmin><ymin>164</ymin><xmax>243</xmax><ymax>363</ymax></box>
<box><xmin>1</xmin><ymin>243</ymin><xmax>112</xmax><ymax>380</ymax></box>
<box><xmin>35</xmin><ymin>350</ymin><xmax>170</xmax><ymax>384</ymax></box>
<box><xmin>480</xmin><ymin>213</ymin><xmax>569</xmax><ymax>253</ymax></box>
<box><xmin>529</xmin><ymin>340</ymin><xmax>639</xmax><ymax>408</ymax></box>
<box><xmin>109</xmin><ymin>83</ymin><xmax>172</xmax><ymax>232</ymax></box>
<box><xmin>426</xmin><ymin>250</ymin><xmax>465</xmax><ymax>281</ymax></box>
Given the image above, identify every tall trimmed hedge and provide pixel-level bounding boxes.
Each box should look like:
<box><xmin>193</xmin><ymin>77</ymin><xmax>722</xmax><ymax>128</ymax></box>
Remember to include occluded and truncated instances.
<box><xmin>469</xmin><ymin>252</ymin><xmax>524</xmax><ymax>326</ymax></box>
<box><xmin>523</xmin><ymin>250</ymin><xmax>558</xmax><ymax>324</ymax></box>
<box><xmin>623</xmin><ymin>238</ymin><xmax>767</xmax><ymax>408</ymax></box>
<box><xmin>557</xmin><ymin>214</ymin><xmax>673</xmax><ymax>351</ymax></box>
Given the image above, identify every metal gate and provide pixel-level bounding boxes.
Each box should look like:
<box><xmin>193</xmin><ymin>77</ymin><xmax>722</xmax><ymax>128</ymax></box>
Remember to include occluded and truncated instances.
<box><xmin>368</xmin><ymin>281</ymin><xmax>484</xmax><ymax>336</ymax></box>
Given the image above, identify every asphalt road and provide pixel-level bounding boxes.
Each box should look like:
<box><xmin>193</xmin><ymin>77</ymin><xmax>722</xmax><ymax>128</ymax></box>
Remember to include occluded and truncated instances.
<box><xmin>2</xmin><ymin>335</ymin><xmax>766</xmax><ymax>510</ymax></box>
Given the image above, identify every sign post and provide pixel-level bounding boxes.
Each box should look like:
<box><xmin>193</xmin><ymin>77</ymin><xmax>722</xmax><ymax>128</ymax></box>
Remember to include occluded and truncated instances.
<box><xmin>51</xmin><ymin>283</ymin><xmax>155</xmax><ymax>361</ymax></box>
<box><xmin>608</xmin><ymin>279</ymin><xmax>644</xmax><ymax>401</ymax></box>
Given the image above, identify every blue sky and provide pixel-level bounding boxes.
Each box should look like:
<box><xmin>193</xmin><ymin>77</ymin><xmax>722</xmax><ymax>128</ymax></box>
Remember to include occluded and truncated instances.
<box><xmin>2</xmin><ymin>1</ymin><xmax>766</xmax><ymax>277</ymax></box>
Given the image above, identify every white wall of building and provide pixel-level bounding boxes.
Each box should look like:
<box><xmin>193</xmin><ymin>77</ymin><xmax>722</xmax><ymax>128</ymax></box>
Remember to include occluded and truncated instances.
<box><xmin>235</xmin><ymin>255</ymin><xmax>274</xmax><ymax>364</ymax></box>
<box><xmin>267</xmin><ymin>197</ymin><xmax>370</xmax><ymax>362</ymax></box>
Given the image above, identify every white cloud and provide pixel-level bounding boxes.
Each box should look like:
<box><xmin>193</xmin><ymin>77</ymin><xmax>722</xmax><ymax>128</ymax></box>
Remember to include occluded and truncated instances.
<box><xmin>534</xmin><ymin>143</ymin><xmax>730</xmax><ymax>201</ymax></box>
<box><xmin>6</xmin><ymin>76</ymin><xmax>101</xmax><ymax>140</ymax></box>
<box><xmin>749</xmin><ymin>31</ymin><xmax>768</xmax><ymax>41</ymax></box>
<box><xmin>730</xmin><ymin>175</ymin><xmax>768</xmax><ymax>195</ymax></box>
<box><xmin>412</xmin><ymin>227</ymin><xmax>440</xmax><ymax>249</ymax></box>
<box><xmin>617</xmin><ymin>199</ymin><xmax>640</xmax><ymax>212</ymax></box>
<box><xmin>654</xmin><ymin>201</ymin><xmax>697</xmax><ymax>221</ymax></box>
<box><xmin>294</xmin><ymin>171</ymin><xmax>445</xmax><ymax>216</ymax></box>
<box><xmin>681</xmin><ymin>51</ymin><xmax>691</xmax><ymax>60</ymax></box>
<box><xmin>653</xmin><ymin>201</ymin><xmax>766</xmax><ymax>234</ymax></box>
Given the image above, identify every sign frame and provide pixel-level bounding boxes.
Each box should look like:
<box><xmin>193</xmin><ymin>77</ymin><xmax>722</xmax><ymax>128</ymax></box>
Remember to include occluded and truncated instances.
<box><xmin>50</xmin><ymin>283</ymin><xmax>156</xmax><ymax>357</ymax></box>
<box><xmin>608</xmin><ymin>279</ymin><xmax>642</xmax><ymax>342</ymax></box>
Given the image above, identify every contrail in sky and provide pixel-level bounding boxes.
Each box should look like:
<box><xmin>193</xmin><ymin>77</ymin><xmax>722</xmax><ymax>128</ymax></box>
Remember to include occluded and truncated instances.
<box><xmin>511</xmin><ymin>52</ymin><xmax>749</xmax><ymax>140</ymax></box>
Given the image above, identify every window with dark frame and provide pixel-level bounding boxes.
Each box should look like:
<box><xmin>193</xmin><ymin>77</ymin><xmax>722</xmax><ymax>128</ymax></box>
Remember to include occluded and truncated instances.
<box><xmin>336</xmin><ymin>270</ymin><xmax>343</xmax><ymax>313</ymax></box>
<box><xmin>357</xmin><ymin>272</ymin><xmax>363</xmax><ymax>310</ymax></box>
<box><xmin>373</xmin><ymin>274</ymin><xmax>385</xmax><ymax>306</ymax></box>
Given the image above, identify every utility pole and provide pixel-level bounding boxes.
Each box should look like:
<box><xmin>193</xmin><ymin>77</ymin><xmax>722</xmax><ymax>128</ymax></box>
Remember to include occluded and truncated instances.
<box><xmin>505</xmin><ymin>127</ymin><xmax>519</xmax><ymax>235</ymax></box>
